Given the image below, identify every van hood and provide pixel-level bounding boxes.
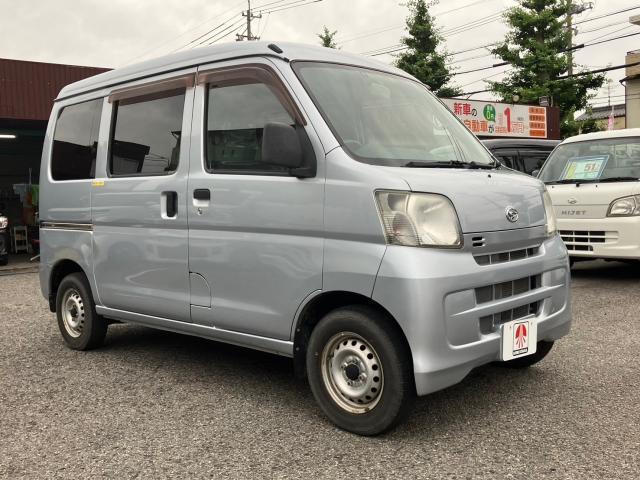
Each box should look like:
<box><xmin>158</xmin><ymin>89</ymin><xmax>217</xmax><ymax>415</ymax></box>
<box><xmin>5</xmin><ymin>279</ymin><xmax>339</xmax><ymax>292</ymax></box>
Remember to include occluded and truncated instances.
<box><xmin>547</xmin><ymin>181</ymin><xmax>640</xmax><ymax>219</ymax></box>
<box><xmin>380</xmin><ymin>167</ymin><xmax>546</xmax><ymax>233</ymax></box>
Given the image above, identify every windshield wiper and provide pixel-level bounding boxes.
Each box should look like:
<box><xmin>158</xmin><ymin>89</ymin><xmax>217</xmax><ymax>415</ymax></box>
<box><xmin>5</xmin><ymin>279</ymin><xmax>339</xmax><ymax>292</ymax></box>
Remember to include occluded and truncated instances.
<box><xmin>546</xmin><ymin>179</ymin><xmax>589</xmax><ymax>185</ymax></box>
<box><xmin>405</xmin><ymin>160</ymin><xmax>494</xmax><ymax>169</ymax></box>
<box><xmin>596</xmin><ymin>176</ymin><xmax>640</xmax><ymax>183</ymax></box>
<box><xmin>547</xmin><ymin>176</ymin><xmax>639</xmax><ymax>185</ymax></box>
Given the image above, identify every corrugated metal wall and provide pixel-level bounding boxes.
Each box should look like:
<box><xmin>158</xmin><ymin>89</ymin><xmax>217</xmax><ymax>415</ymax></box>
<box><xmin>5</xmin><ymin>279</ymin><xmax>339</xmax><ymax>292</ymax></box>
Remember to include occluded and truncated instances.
<box><xmin>0</xmin><ymin>58</ymin><xmax>109</xmax><ymax>121</ymax></box>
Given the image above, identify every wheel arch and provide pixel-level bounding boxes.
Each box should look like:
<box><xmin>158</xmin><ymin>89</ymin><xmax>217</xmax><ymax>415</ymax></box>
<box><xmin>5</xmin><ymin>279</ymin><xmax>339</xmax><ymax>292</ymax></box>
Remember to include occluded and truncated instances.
<box><xmin>292</xmin><ymin>290</ymin><xmax>412</xmax><ymax>378</ymax></box>
<box><xmin>48</xmin><ymin>259</ymin><xmax>89</xmax><ymax>312</ymax></box>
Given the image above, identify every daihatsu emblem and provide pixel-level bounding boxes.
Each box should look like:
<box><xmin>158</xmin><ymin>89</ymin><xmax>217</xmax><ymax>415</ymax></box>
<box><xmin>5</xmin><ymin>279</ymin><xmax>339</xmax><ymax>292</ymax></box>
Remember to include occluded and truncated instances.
<box><xmin>568</xmin><ymin>198</ymin><xmax>578</xmax><ymax>204</ymax></box>
<box><xmin>505</xmin><ymin>206</ymin><xmax>519</xmax><ymax>223</ymax></box>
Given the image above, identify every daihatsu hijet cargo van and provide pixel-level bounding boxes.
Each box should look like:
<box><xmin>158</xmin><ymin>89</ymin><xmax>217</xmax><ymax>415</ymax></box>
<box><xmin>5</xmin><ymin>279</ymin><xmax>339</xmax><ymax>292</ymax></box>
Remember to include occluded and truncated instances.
<box><xmin>39</xmin><ymin>42</ymin><xmax>571</xmax><ymax>435</ymax></box>
<box><xmin>538</xmin><ymin>129</ymin><xmax>640</xmax><ymax>264</ymax></box>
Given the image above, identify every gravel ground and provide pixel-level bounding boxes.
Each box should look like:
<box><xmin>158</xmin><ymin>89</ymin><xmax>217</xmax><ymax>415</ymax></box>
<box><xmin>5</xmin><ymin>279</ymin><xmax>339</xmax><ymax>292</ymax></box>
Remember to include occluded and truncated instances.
<box><xmin>1</xmin><ymin>261</ymin><xmax>639</xmax><ymax>479</ymax></box>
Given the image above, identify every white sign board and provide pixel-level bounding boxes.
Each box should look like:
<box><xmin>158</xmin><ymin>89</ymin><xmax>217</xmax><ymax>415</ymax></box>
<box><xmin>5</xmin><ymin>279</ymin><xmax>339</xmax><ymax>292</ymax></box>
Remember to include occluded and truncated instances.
<box><xmin>441</xmin><ymin>98</ymin><xmax>547</xmax><ymax>138</ymax></box>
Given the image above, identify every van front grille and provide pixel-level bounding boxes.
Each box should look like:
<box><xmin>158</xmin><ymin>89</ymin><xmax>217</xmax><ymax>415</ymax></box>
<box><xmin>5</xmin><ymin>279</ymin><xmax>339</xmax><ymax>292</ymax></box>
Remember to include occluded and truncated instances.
<box><xmin>479</xmin><ymin>302</ymin><xmax>539</xmax><ymax>334</ymax></box>
<box><xmin>560</xmin><ymin>230</ymin><xmax>618</xmax><ymax>252</ymax></box>
<box><xmin>474</xmin><ymin>247</ymin><xmax>540</xmax><ymax>266</ymax></box>
<box><xmin>475</xmin><ymin>274</ymin><xmax>541</xmax><ymax>304</ymax></box>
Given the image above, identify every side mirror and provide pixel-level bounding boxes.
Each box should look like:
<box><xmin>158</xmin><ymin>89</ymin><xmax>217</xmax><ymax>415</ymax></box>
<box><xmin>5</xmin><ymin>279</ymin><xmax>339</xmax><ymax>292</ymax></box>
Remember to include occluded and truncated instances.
<box><xmin>261</xmin><ymin>122</ymin><xmax>304</xmax><ymax>168</ymax></box>
<box><xmin>531</xmin><ymin>169</ymin><xmax>540</xmax><ymax>177</ymax></box>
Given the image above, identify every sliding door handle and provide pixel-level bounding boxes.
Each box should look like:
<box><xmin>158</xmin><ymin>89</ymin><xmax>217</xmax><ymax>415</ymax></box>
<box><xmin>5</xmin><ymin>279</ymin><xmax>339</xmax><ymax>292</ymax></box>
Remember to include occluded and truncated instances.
<box><xmin>162</xmin><ymin>191</ymin><xmax>178</xmax><ymax>218</ymax></box>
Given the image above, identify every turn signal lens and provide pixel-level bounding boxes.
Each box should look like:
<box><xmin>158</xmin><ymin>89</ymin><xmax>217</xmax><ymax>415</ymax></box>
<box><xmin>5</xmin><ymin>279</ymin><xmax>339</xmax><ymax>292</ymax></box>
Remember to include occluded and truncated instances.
<box><xmin>375</xmin><ymin>191</ymin><xmax>462</xmax><ymax>248</ymax></box>
<box><xmin>0</xmin><ymin>216</ymin><xmax>7</xmax><ymax>229</ymax></box>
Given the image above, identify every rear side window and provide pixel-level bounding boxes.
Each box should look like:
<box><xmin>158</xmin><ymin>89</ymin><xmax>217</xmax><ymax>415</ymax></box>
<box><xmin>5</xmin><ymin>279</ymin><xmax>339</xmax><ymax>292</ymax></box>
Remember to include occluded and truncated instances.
<box><xmin>492</xmin><ymin>149</ymin><xmax>517</xmax><ymax>170</ymax></box>
<box><xmin>519</xmin><ymin>150</ymin><xmax>549</xmax><ymax>175</ymax></box>
<box><xmin>206</xmin><ymin>82</ymin><xmax>294</xmax><ymax>174</ymax></box>
<box><xmin>110</xmin><ymin>89</ymin><xmax>185</xmax><ymax>176</ymax></box>
<box><xmin>51</xmin><ymin>98</ymin><xmax>103</xmax><ymax>180</ymax></box>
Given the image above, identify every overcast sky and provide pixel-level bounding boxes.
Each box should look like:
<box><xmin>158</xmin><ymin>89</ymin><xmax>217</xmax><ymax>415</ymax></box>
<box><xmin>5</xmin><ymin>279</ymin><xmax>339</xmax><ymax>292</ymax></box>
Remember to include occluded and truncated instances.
<box><xmin>0</xmin><ymin>0</ymin><xmax>637</xmax><ymax>106</ymax></box>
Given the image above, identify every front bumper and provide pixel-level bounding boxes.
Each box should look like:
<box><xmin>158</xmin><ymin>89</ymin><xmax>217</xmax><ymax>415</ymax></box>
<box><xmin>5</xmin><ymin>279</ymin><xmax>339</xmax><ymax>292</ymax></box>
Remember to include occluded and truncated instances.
<box><xmin>372</xmin><ymin>228</ymin><xmax>571</xmax><ymax>397</ymax></box>
<box><xmin>558</xmin><ymin>216</ymin><xmax>640</xmax><ymax>260</ymax></box>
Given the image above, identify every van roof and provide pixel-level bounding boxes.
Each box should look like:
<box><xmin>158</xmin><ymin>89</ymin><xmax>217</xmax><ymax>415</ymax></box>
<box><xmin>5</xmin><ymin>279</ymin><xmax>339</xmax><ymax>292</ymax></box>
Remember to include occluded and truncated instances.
<box><xmin>561</xmin><ymin>128</ymin><xmax>640</xmax><ymax>144</ymax></box>
<box><xmin>57</xmin><ymin>41</ymin><xmax>412</xmax><ymax>101</ymax></box>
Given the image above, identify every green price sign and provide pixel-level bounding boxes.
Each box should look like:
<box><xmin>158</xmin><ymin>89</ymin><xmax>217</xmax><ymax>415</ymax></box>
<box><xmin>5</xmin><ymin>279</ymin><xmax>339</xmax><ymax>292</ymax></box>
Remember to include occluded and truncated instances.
<box><xmin>483</xmin><ymin>104</ymin><xmax>496</xmax><ymax>122</ymax></box>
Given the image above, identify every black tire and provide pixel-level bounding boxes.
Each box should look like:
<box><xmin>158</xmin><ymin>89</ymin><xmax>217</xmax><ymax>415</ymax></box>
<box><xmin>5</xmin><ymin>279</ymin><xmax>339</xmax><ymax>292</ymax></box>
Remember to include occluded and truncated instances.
<box><xmin>55</xmin><ymin>272</ymin><xmax>107</xmax><ymax>350</ymax></box>
<box><xmin>0</xmin><ymin>256</ymin><xmax>8</xmax><ymax>266</ymax></box>
<box><xmin>500</xmin><ymin>340</ymin><xmax>554</xmax><ymax>369</ymax></box>
<box><xmin>306</xmin><ymin>305</ymin><xmax>415</xmax><ymax>436</ymax></box>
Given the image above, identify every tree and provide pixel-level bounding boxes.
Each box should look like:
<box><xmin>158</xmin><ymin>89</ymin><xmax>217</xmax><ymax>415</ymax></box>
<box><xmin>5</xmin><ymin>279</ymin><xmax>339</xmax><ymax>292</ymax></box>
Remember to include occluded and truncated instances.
<box><xmin>489</xmin><ymin>0</ymin><xmax>605</xmax><ymax>137</ymax></box>
<box><xmin>318</xmin><ymin>26</ymin><xmax>338</xmax><ymax>48</ymax></box>
<box><xmin>396</xmin><ymin>0</ymin><xmax>460</xmax><ymax>97</ymax></box>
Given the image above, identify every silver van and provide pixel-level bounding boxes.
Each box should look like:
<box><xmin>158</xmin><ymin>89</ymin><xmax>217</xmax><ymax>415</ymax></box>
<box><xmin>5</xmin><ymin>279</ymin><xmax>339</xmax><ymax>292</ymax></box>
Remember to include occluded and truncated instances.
<box><xmin>39</xmin><ymin>42</ymin><xmax>571</xmax><ymax>435</ymax></box>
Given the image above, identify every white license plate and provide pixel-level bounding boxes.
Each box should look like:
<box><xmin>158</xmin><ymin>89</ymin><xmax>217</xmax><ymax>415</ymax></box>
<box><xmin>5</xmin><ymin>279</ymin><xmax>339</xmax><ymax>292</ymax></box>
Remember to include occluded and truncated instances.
<box><xmin>500</xmin><ymin>317</ymin><xmax>537</xmax><ymax>361</ymax></box>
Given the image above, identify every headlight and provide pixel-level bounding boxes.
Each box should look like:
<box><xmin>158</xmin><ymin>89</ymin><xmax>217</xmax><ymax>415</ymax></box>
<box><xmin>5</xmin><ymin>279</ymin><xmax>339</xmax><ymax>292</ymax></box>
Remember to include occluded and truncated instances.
<box><xmin>375</xmin><ymin>191</ymin><xmax>462</xmax><ymax>248</ymax></box>
<box><xmin>0</xmin><ymin>216</ymin><xmax>7</xmax><ymax>229</ymax></box>
<box><xmin>607</xmin><ymin>195</ymin><xmax>640</xmax><ymax>217</ymax></box>
<box><xmin>542</xmin><ymin>190</ymin><xmax>557</xmax><ymax>237</ymax></box>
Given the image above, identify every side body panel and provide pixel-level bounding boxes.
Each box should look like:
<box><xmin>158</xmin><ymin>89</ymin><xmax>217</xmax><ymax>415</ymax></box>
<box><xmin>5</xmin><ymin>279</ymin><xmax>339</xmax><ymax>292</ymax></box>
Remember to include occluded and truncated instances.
<box><xmin>39</xmin><ymin>93</ymin><xmax>105</xmax><ymax>301</ymax></box>
<box><xmin>90</xmin><ymin>70</ymin><xmax>196</xmax><ymax>321</ymax></box>
<box><xmin>187</xmin><ymin>58</ymin><xmax>325</xmax><ymax>340</ymax></box>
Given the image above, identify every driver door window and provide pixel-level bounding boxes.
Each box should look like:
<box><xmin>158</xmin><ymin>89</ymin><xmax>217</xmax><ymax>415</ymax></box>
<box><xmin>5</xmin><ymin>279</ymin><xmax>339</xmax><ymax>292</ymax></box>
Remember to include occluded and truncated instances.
<box><xmin>206</xmin><ymin>82</ymin><xmax>293</xmax><ymax>174</ymax></box>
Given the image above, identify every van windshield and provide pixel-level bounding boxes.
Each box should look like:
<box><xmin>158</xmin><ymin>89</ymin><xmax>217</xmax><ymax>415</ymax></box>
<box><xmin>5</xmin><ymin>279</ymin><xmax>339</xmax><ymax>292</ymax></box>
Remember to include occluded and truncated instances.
<box><xmin>292</xmin><ymin>62</ymin><xmax>495</xmax><ymax>168</ymax></box>
<box><xmin>539</xmin><ymin>137</ymin><xmax>640</xmax><ymax>184</ymax></box>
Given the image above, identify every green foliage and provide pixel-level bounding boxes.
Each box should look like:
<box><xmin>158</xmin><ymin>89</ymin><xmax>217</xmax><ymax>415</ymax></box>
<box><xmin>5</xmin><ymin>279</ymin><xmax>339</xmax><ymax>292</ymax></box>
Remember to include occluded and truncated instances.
<box><xmin>576</xmin><ymin>108</ymin><xmax>604</xmax><ymax>134</ymax></box>
<box><xmin>396</xmin><ymin>0</ymin><xmax>460</xmax><ymax>97</ymax></box>
<box><xmin>490</xmin><ymin>0</ymin><xmax>605</xmax><ymax>137</ymax></box>
<box><xmin>318</xmin><ymin>26</ymin><xmax>338</xmax><ymax>48</ymax></box>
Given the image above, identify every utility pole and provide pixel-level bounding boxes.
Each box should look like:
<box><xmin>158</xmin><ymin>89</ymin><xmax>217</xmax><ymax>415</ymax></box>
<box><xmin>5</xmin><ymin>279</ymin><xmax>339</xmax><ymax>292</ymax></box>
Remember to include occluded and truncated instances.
<box><xmin>237</xmin><ymin>0</ymin><xmax>261</xmax><ymax>41</ymax></box>
<box><xmin>566</xmin><ymin>0</ymin><xmax>593</xmax><ymax>76</ymax></box>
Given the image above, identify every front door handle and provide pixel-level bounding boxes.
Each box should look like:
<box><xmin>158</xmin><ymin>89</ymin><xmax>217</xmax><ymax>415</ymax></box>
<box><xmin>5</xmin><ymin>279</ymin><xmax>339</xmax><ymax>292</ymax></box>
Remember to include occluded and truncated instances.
<box><xmin>193</xmin><ymin>189</ymin><xmax>210</xmax><ymax>201</ymax></box>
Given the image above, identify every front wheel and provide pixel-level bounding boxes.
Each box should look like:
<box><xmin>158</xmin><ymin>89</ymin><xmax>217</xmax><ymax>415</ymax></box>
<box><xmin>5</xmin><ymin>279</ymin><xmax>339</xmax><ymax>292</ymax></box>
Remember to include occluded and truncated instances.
<box><xmin>306</xmin><ymin>305</ymin><xmax>415</xmax><ymax>436</ymax></box>
<box><xmin>56</xmin><ymin>272</ymin><xmax>108</xmax><ymax>350</ymax></box>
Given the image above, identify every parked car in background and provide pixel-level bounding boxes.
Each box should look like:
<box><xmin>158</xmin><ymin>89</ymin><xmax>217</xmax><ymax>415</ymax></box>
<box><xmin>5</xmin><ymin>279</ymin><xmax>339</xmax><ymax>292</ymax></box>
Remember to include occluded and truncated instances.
<box><xmin>482</xmin><ymin>138</ymin><xmax>560</xmax><ymax>175</ymax></box>
<box><xmin>39</xmin><ymin>42</ymin><xmax>571</xmax><ymax>436</ymax></box>
<box><xmin>0</xmin><ymin>206</ymin><xmax>8</xmax><ymax>266</ymax></box>
<box><xmin>538</xmin><ymin>128</ymin><xmax>640</xmax><ymax>264</ymax></box>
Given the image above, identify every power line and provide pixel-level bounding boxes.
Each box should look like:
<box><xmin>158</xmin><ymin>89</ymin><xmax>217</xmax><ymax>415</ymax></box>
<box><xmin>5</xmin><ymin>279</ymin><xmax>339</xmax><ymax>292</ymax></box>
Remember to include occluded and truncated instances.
<box><xmin>363</xmin><ymin>9</ymin><xmax>507</xmax><ymax>56</ymax></box>
<box><xmin>125</xmin><ymin>0</ymin><xmax>246</xmax><ymax>62</ymax></box>
<box><xmin>338</xmin><ymin>0</ymin><xmax>495</xmax><ymax>46</ymax></box>
<box><xmin>447</xmin><ymin>31</ymin><xmax>640</xmax><ymax>78</ymax></box>
<box><xmin>201</xmin><ymin>18</ymin><xmax>247</xmax><ymax>46</ymax></box>
<box><xmin>258</xmin><ymin>0</ymin><xmax>322</xmax><ymax>15</ymax></box>
<box><xmin>574</xmin><ymin>5</ymin><xmax>640</xmax><ymax>25</ymax></box>
<box><xmin>576</xmin><ymin>19</ymin><xmax>629</xmax><ymax>35</ymax></box>
<box><xmin>458</xmin><ymin>60</ymin><xmax>640</xmax><ymax>96</ymax></box>
<box><xmin>581</xmin><ymin>23</ymin><xmax>634</xmax><ymax>44</ymax></box>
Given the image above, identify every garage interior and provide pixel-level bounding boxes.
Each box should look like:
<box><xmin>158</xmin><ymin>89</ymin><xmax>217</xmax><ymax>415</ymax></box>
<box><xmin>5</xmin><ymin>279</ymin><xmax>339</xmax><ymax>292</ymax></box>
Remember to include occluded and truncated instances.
<box><xmin>0</xmin><ymin>58</ymin><xmax>108</xmax><ymax>267</ymax></box>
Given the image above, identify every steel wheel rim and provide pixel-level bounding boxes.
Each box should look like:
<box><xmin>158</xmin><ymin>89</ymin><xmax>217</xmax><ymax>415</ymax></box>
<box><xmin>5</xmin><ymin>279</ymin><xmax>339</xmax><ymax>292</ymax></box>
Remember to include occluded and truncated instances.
<box><xmin>320</xmin><ymin>332</ymin><xmax>384</xmax><ymax>414</ymax></box>
<box><xmin>61</xmin><ymin>288</ymin><xmax>85</xmax><ymax>338</ymax></box>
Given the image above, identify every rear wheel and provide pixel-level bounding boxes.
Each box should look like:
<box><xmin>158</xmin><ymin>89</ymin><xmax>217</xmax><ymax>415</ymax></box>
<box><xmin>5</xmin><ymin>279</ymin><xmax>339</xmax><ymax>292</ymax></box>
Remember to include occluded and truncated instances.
<box><xmin>306</xmin><ymin>305</ymin><xmax>415</xmax><ymax>436</ymax></box>
<box><xmin>56</xmin><ymin>272</ymin><xmax>107</xmax><ymax>350</ymax></box>
<box><xmin>500</xmin><ymin>340</ymin><xmax>554</xmax><ymax>369</ymax></box>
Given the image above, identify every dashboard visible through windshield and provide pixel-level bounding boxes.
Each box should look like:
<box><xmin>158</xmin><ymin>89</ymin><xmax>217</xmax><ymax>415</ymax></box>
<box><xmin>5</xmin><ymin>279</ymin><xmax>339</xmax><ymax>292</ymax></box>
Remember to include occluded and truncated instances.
<box><xmin>539</xmin><ymin>137</ymin><xmax>640</xmax><ymax>184</ymax></box>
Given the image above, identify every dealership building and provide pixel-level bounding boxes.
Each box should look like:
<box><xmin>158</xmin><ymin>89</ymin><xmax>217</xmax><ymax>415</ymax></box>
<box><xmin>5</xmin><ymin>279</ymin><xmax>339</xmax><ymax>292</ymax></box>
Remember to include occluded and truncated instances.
<box><xmin>0</xmin><ymin>58</ymin><xmax>108</xmax><ymax>260</ymax></box>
